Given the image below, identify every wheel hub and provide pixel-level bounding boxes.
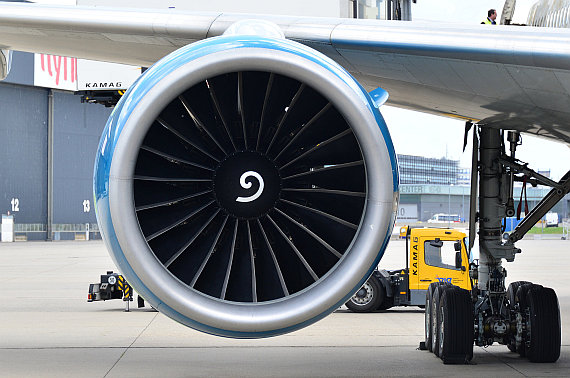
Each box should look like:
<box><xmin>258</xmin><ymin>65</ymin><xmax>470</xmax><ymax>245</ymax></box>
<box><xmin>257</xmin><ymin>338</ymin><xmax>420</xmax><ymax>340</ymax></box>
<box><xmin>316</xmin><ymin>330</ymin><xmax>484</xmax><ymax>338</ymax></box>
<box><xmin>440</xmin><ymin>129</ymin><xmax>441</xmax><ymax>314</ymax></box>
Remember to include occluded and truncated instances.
<box><xmin>352</xmin><ymin>282</ymin><xmax>372</xmax><ymax>304</ymax></box>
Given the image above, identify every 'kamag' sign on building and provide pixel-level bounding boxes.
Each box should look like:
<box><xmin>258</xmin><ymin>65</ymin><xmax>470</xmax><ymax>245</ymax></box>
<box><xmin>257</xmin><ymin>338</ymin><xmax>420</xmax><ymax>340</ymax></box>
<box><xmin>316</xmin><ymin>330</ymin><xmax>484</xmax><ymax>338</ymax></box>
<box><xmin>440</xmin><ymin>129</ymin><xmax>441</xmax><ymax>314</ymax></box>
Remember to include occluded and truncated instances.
<box><xmin>34</xmin><ymin>54</ymin><xmax>141</xmax><ymax>91</ymax></box>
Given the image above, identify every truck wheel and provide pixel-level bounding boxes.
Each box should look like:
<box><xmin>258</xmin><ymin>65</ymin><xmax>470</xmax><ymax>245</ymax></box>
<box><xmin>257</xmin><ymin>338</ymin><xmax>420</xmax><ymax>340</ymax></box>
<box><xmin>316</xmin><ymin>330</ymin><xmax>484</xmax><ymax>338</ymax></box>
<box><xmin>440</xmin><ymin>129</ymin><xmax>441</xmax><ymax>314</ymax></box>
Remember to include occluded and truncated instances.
<box><xmin>425</xmin><ymin>282</ymin><xmax>445</xmax><ymax>352</ymax></box>
<box><xmin>506</xmin><ymin>281</ymin><xmax>530</xmax><ymax>352</ymax></box>
<box><xmin>514</xmin><ymin>283</ymin><xmax>538</xmax><ymax>357</ymax></box>
<box><xmin>431</xmin><ymin>283</ymin><xmax>452</xmax><ymax>357</ymax></box>
<box><xmin>438</xmin><ymin>287</ymin><xmax>474</xmax><ymax>364</ymax></box>
<box><xmin>526</xmin><ymin>286</ymin><xmax>561</xmax><ymax>362</ymax></box>
<box><xmin>378</xmin><ymin>296</ymin><xmax>393</xmax><ymax>311</ymax></box>
<box><xmin>345</xmin><ymin>274</ymin><xmax>384</xmax><ymax>312</ymax></box>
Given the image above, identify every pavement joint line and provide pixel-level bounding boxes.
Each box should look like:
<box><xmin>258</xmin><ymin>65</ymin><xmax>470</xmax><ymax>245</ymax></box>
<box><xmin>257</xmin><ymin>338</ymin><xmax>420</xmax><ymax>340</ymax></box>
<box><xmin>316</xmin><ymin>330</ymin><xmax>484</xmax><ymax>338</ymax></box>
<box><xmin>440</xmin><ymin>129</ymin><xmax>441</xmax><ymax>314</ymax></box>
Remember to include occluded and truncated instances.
<box><xmin>103</xmin><ymin>311</ymin><xmax>159</xmax><ymax>377</ymax></box>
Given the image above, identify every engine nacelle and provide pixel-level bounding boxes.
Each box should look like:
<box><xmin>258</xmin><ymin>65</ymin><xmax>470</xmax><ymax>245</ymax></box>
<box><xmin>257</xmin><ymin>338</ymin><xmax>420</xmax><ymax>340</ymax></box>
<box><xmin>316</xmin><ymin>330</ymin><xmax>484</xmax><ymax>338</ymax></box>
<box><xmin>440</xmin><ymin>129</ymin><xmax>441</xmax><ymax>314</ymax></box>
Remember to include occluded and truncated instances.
<box><xmin>94</xmin><ymin>35</ymin><xmax>398</xmax><ymax>338</ymax></box>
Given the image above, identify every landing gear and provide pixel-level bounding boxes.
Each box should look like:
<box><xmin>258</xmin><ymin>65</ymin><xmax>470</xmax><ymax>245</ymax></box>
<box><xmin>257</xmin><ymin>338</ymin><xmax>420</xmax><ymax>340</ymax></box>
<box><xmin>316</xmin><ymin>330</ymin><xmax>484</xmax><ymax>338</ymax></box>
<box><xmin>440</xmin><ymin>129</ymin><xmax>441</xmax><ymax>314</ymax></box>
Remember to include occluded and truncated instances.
<box><xmin>472</xmin><ymin>128</ymin><xmax>564</xmax><ymax>362</ymax></box>
<box><xmin>422</xmin><ymin>126</ymin><xmax>566</xmax><ymax>363</ymax></box>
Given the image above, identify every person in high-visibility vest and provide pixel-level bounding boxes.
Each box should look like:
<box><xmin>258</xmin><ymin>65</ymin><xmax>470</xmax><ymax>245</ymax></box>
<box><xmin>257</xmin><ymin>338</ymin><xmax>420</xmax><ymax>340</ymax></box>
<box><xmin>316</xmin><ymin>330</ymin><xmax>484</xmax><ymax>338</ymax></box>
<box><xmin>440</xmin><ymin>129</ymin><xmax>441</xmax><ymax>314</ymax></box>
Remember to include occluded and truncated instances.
<box><xmin>482</xmin><ymin>9</ymin><xmax>497</xmax><ymax>25</ymax></box>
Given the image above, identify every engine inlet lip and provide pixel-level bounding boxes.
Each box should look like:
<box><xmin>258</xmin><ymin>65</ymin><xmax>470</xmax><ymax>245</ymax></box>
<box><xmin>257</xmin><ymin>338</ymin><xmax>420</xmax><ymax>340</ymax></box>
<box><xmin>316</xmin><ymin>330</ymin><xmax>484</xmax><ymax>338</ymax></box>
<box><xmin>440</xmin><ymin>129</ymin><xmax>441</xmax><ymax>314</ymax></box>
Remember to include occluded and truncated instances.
<box><xmin>107</xmin><ymin>39</ymin><xmax>396</xmax><ymax>336</ymax></box>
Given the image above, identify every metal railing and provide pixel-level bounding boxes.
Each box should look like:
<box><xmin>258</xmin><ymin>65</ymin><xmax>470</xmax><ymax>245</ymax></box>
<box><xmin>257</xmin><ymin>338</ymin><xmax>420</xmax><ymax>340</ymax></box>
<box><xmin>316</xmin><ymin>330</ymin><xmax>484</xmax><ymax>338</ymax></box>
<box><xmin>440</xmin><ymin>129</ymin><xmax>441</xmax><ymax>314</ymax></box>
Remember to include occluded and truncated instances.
<box><xmin>10</xmin><ymin>223</ymin><xmax>101</xmax><ymax>241</ymax></box>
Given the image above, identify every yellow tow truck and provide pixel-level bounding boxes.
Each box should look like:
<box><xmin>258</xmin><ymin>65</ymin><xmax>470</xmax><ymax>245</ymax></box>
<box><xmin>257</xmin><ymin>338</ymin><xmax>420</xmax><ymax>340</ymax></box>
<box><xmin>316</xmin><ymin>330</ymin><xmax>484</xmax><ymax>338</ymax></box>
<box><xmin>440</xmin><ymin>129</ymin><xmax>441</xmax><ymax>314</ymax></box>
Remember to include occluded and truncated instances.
<box><xmin>346</xmin><ymin>227</ymin><xmax>473</xmax><ymax>312</ymax></box>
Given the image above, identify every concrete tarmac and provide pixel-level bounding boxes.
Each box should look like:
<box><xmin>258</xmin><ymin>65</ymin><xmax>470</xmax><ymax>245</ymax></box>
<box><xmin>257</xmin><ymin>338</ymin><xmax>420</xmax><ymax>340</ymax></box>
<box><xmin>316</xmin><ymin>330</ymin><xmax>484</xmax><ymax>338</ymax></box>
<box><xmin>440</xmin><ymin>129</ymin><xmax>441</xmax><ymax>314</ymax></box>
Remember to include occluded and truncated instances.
<box><xmin>0</xmin><ymin>239</ymin><xmax>569</xmax><ymax>377</ymax></box>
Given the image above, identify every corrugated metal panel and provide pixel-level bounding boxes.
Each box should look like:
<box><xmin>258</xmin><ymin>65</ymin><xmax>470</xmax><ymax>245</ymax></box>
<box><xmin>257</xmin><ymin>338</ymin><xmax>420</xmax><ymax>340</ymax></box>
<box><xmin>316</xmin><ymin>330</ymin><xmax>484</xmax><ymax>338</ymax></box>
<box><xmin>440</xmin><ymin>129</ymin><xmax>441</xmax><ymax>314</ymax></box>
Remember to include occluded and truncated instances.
<box><xmin>0</xmin><ymin>83</ymin><xmax>48</xmax><ymax>223</ymax></box>
<box><xmin>52</xmin><ymin>90</ymin><xmax>111</xmax><ymax>223</ymax></box>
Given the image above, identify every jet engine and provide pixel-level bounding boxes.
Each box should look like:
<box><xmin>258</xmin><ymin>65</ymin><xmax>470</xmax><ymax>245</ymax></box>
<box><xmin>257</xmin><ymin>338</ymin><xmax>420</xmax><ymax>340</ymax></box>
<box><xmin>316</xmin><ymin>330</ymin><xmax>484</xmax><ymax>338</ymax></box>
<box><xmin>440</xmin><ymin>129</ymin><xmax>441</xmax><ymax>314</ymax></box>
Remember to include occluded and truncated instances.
<box><xmin>94</xmin><ymin>35</ymin><xmax>398</xmax><ymax>338</ymax></box>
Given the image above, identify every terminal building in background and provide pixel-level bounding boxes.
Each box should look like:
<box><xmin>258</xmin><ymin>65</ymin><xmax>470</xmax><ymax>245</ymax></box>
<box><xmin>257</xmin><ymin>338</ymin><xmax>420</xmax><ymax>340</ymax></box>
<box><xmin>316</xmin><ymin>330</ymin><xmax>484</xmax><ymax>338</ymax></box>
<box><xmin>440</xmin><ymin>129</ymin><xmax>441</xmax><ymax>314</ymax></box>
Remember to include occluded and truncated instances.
<box><xmin>398</xmin><ymin>155</ymin><xmax>459</xmax><ymax>185</ymax></box>
<box><xmin>396</xmin><ymin>156</ymin><xmax>569</xmax><ymax>223</ymax></box>
<box><xmin>397</xmin><ymin>154</ymin><xmax>467</xmax><ymax>223</ymax></box>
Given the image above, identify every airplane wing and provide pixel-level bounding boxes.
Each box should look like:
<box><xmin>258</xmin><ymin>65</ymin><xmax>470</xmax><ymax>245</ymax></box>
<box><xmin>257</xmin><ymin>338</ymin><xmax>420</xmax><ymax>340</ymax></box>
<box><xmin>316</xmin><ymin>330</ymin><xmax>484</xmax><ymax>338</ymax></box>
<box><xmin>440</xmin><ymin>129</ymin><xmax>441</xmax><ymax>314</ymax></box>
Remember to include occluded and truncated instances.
<box><xmin>1</xmin><ymin>2</ymin><xmax>570</xmax><ymax>143</ymax></box>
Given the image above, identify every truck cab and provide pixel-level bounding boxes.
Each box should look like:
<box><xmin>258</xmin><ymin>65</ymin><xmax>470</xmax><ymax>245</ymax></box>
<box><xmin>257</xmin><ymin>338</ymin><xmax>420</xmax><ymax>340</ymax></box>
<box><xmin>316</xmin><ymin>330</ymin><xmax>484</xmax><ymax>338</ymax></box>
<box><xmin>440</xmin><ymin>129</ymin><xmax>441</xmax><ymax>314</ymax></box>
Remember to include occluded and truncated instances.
<box><xmin>346</xmin><ymin>227</ymin><xmax>472</xmax><ymax>312</ymax></box>
<box><xmin>406</xmin><ymin>228</ymin><xmax>471</xmax><ymax>305</ymax></box>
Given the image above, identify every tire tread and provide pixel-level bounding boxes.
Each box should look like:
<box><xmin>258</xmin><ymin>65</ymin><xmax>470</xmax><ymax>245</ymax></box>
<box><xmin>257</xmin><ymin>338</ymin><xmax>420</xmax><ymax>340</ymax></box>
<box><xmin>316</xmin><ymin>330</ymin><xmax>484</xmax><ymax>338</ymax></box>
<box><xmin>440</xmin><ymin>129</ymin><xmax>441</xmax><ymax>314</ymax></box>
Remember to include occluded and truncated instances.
<box><xmin>439</xmin><ymin>287</ymin><xmax>473</xmax><ymax>364</ymax></box>
<box><xmin>526</xmin><ymin>286</ymin><xmax>561</xmax><ymax>362</ymax></box>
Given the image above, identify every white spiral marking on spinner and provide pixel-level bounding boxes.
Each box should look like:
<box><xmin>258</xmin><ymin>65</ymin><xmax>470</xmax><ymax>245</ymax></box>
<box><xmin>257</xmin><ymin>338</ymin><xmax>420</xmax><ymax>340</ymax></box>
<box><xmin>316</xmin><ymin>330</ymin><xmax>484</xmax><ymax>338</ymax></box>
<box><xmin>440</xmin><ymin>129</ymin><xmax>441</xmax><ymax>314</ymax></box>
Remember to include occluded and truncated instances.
<box><xmin>236</xmin><ymin>171</ymin><xmax>265</xmax><ymax>203</ymax></box>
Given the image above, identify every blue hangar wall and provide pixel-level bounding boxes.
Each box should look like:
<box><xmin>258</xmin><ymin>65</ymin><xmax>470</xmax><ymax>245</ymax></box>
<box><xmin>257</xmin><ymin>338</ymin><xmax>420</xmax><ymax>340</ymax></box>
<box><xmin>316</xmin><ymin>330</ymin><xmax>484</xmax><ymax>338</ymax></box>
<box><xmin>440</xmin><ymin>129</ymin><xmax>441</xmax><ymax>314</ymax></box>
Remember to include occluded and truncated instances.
<box><xmin>0</xmin><ymin>52</ymin><xmax>112</xmax><ymax>240</ymax></box>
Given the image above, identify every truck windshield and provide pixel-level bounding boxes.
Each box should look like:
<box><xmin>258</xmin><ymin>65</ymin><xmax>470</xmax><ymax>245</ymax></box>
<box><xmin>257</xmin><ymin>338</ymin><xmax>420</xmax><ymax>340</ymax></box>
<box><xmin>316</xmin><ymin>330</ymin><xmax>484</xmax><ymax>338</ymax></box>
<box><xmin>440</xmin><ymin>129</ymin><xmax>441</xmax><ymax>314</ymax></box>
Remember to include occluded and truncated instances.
<box><xmin>424</xmin><ymin>240</ymin><xmax>459</xmax><ymax>270</ymax></box>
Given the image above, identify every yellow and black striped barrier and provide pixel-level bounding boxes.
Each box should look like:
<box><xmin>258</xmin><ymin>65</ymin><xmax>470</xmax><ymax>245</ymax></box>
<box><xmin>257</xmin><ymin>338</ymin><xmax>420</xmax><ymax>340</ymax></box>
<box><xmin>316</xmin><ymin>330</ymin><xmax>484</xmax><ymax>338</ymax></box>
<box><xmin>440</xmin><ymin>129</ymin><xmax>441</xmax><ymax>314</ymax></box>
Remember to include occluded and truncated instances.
<box><xmin>118</xmin><ymin>275</ymin><xmax>133</xmax><ymax>301</ymax></box>
<box><xmin>118</xmin><ymin>275</ymin><xmax>132</xmax><ymax>312</ymax></box>
<box><xmin>117</xmin><ymin>274</ymin><xmax>124</xmax><ymax>292</ymax></box>
<box><xmin>123</xmin><ymin>283</ymin><xmax>132</xmax><ymax>301</ymax></box>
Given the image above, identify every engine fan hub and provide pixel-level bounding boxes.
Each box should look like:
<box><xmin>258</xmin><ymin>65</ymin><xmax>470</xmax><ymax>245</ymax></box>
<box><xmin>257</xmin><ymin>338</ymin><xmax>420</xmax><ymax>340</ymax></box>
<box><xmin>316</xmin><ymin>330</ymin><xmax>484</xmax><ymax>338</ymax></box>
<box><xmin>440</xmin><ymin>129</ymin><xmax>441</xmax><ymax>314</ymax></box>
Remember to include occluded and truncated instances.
<box><xmin>213</xmin><ymin>150</ymin><xmax>281</xmax><ymax>219</ymax></box>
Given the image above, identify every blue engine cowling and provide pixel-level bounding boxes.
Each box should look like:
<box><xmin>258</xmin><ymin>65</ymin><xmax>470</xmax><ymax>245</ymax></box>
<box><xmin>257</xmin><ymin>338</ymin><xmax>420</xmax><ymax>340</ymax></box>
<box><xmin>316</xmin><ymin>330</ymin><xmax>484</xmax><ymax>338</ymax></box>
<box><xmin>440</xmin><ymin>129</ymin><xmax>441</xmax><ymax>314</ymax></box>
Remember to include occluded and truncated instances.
<box><xmin>94</xmin><ymin>35</ymin><xmax>398</xmax><ymax>338</ymax></box>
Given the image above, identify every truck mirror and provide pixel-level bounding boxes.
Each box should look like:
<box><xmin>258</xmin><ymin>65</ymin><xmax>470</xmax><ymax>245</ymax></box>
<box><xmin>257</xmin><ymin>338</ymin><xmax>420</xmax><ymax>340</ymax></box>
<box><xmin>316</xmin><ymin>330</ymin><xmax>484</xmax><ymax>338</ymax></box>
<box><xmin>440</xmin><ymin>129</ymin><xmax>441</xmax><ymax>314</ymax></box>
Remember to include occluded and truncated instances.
<box><xmin>454</xmin><ymin>240</ymin><xmax>461</xmax><ymax>251</ymax></box>
<box><xmin>455</xmin><ymin>251</ymin><xmax>462</xmax><ymax>269</ymax></box>
<box><xmin>429</xmin><ymin>238</ymin><xmax>443</xmax><ymax>248</ymax></box>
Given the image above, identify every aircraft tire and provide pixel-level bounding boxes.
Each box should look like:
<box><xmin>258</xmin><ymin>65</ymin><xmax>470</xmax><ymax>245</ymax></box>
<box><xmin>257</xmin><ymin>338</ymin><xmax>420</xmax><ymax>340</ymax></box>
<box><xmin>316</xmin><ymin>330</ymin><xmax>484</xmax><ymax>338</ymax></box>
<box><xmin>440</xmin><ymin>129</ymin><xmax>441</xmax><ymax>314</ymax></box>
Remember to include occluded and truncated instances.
<box><xmin>425</xmin><ymin>282</ymin><xmax>446</xmax><ymax>352</ymax></box>
<box><xmin>506</xmin><ymin>280</ymin><xmax>530</xmax><ymax>352</ymax></box>
<box><xmin>345</xmin><ymin>274</ymin><xmax>384</xmax><ymax>312</ymax></box>
<box><xmin>438</xmin><ymin>287</ymin><xmax>474</xmax><ymax>364</ymax></box>
<box><xmin>526</xmin><ymin>286</ymin><xmax>561</xmax><ymax>362</ymax></box>
<box><xmin>431</xmin><ymin>283</ymin><xmax>452</xmax><ymax>357</ymax></box>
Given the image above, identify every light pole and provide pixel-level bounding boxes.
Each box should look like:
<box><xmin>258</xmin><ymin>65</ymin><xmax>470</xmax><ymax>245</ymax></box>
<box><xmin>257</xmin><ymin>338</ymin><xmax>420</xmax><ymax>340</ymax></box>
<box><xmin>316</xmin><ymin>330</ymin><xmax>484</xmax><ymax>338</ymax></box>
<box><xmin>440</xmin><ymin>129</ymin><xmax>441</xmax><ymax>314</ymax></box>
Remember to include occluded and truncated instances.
<box><xmin>461</xmin><ymin>187</ymin><xmax>465</xmax><ymax>223</ymax></box>
<box><xmin>448</xmin><ymin>183</ymin><xmax>451</xmax><ymax>228</ymax></box>
<box><xmin>562</xmin><ymin>195</ymin><xmax>568</xmax><ymax>222</ymax></box>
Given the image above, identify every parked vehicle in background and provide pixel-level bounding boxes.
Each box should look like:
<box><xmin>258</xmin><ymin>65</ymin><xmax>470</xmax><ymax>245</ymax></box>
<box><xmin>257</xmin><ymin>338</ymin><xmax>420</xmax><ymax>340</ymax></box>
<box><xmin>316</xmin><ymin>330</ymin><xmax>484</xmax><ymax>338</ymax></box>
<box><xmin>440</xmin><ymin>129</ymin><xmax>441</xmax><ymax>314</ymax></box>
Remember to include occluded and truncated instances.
<box><xmin>546</xmin><ymin>212</ymin><xmax>559</xmax><ymax>227</ymax></box>
<box><xmin>427</xmin><ymin>213</ymin><xmax>461</xmax><ymax>223</ymax></box>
